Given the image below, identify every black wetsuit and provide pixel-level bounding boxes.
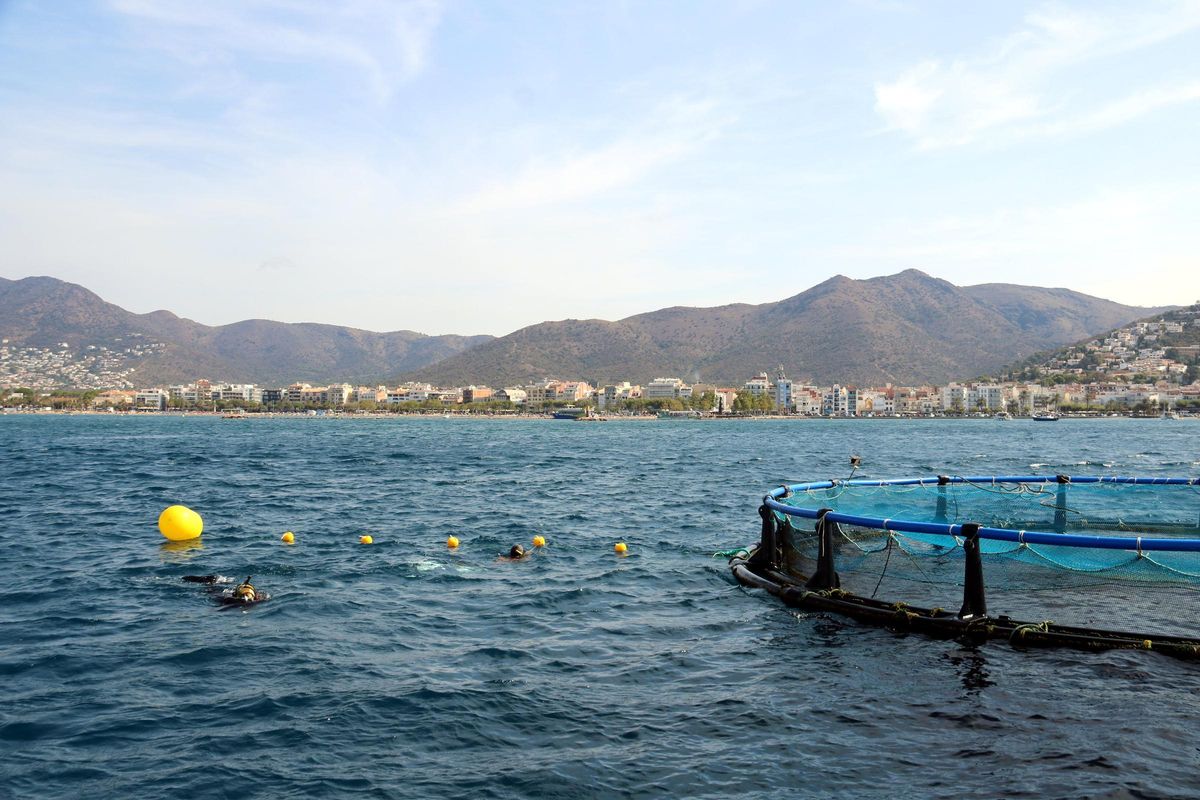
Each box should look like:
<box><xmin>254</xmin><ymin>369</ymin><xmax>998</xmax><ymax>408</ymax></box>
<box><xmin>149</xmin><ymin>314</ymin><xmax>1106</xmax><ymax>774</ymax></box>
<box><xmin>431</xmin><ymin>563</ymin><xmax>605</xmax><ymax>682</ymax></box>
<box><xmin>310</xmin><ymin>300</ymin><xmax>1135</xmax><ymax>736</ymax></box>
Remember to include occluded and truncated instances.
<box><xmin>182</xmin><ymin>575</ymin><xmax>268</xmax><ymax>606</ymax></box>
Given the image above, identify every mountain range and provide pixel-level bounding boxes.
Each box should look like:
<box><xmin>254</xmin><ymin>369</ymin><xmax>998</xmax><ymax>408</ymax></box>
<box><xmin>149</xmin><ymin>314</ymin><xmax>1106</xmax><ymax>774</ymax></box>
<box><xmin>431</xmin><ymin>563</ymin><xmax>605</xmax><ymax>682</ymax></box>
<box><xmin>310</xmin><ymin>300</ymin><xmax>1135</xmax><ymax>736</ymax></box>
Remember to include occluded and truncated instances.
<box><xmin>0</xmin><ymin>272</ymin><xmax>1171</xmax><ymax>388</ymax></box>
<box><xmin>0</xmin><ymin>276</ymin><xmax>491</xmax><ymax>386</ymax></box>
<box><xmin>410</xmin><ymin>270</ymin><xmax>1171</xmax><ymax>386</ymax></box>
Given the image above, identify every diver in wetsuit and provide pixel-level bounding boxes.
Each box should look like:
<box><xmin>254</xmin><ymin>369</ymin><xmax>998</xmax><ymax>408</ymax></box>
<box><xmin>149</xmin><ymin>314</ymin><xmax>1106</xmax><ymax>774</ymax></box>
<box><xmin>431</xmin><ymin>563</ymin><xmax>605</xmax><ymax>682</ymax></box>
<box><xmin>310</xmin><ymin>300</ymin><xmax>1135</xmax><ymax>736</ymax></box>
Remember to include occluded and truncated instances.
<box><xmin>182</xmin><ymin>575</ymin><xmax>269</xmax><ymax>606</ymax></box>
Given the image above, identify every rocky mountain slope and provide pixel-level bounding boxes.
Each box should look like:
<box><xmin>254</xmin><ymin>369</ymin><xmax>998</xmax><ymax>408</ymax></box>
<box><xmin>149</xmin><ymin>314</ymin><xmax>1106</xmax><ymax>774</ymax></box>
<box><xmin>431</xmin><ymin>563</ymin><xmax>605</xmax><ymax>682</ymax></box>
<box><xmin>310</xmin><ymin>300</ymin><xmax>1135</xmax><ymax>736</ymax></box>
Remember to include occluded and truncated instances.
<box><xmin>0</xmin><ymin>276</ymin><xmax>492</xmax><ymax>386</ymax></box>
<box><xmin>408</xmin><ymin>270</ymin><xmax>1170</xmax><ymax>386</ymax></box>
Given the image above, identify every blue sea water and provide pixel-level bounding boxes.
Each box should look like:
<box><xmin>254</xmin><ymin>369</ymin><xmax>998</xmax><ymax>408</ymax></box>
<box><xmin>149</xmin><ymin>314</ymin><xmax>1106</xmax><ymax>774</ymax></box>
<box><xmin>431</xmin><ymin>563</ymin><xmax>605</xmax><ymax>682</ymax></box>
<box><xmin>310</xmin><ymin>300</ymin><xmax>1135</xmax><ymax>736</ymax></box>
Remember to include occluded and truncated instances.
<box><xmin>1</xmin><ymin>415</ymin><xmax>1198</xmax><ymax>800</ymax></box>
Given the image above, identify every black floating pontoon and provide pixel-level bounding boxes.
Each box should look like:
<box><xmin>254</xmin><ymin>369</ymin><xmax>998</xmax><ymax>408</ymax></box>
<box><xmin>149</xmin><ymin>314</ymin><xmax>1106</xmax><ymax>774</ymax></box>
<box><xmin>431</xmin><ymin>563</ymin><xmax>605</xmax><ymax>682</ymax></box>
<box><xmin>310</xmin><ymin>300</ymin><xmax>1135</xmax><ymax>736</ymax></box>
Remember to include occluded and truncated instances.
<box><xmin>730</xmin><ymin>475</ymin><xmax>1200</xmax><ymax>659</ymax></box>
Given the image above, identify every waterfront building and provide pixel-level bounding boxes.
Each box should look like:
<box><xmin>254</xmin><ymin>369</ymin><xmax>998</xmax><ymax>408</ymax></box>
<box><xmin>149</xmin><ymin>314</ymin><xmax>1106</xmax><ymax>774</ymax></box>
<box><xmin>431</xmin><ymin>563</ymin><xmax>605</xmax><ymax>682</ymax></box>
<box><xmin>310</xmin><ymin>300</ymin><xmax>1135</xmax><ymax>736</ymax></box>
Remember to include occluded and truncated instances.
<box><xmin>743</xmin><ymin>373</ymin><xmax>772</xmax><ymax>397</ymax></box>
<box><xmin>793</xmin><ymin>387</ymin><xmax>823</xmax><ymax>415</ymax></box>
<box><xmin>299</xmin><ymin>386</ymin><xmax>329</xmax><ymax>405</ymax></box>
<box><xmin>941</xmin><ymin>384</ymin><xmax>969</xmax><ymax>413</ymax></box>
<box><xmin>463</xmin><ymin>386</ymin><xmax>493</xmax><ymax>403</ymax></box>
<box><xmin>523</xmin><ymin>382</ymin><xmax>553</xmax><ymax>406</ymax></box>
<box><xmin>92</xmin><ymin>389</ymin><xmax>136</xmax><ymax>408</ymax></box>
<box><xmin>645</xmin><ymin>377</ymin><xmax>692</xmax><ymax>400</ymax></box>
<box><xmin>134</xmin><ymin>388</ymin><xmax>168</xmax><ymax>411</ymax></box>
<box><xmin>558</xmin><ymin>381</ymin><xmax>595</xmax><ymax>402</ymax></box>
<box><xmin>353</xmin><ymin>386</ymin><xmax>387</xmax><ymax>404</ymax></box>
<box><xmin>822</xmin><ymin>384</ymin><xmax>859</xmax><ymax>416</ymax></box>
<box><xmin>774</xmin><ymin>375</ymin><xmax>793</xmax><ymax>412</ymax></box>
<box><xmin>286</xmin><ymin>383</ymin><xmax>312</xmax><ymax>404</ymax></box>
<box><xmin>969</xmin><ymin>384</ymin><xmax>1007</xmax><ymax>412</ymax></box>
<box><xmin>598</xmin><ymin>382</ymin><xmax>642</xmax><ymax>410</ymax></box>
<box><xmin>212</xmin><ymin>384</ymin><xmax>262</xmax><ymax>404</ymax></box>
<box><xmin>856</xmin><ymin>389</ymin><xmax>894</xmax><ymax>415</ymax></box>
<box><xmin>327</xmin><ymin>384</ymin><xmax>353</xmax><ymax>406</ymax></box>
<box><xmin>494</xmin><ymin>387</ymin><xmax>527</xmax><ymax>405</ymax></box>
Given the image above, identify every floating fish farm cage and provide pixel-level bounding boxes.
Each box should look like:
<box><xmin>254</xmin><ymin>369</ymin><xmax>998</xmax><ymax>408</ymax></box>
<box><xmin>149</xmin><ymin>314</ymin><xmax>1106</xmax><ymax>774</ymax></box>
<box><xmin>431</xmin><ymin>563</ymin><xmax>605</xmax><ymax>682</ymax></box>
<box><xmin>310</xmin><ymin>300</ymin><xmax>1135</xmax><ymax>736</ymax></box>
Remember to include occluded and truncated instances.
<box><xmin>730</xmin><ymin>475</ymin><xmax>1200</xmax><ymax>659</ymax></box>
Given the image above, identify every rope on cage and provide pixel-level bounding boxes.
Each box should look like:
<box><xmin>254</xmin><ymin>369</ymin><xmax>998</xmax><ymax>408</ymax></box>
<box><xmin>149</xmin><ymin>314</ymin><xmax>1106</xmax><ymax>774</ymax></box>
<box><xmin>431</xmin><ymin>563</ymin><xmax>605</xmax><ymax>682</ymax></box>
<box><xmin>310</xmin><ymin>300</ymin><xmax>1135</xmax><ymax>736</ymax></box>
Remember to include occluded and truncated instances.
<box><xmin>962</xmin><ymin>475</ymin><xmax>1034</xmax><ymax>497</ymax></box>
<box><xmin>869</xmin><ymin>533</ymin><xmax>895</xmax><ymax>599</ymax></box>
<box><xmin>887</xmin><ymin>532</ymin><xmax>942</xmax><ymax>586</ymax></box>
<box><xmin>712</xmin><ymin>547</ymin><xmax>749</xmax><ymax>559</ymax></box>
<box><xmin>1009</xmin><ymin>620</ymin><xmax>1052</xmax><ymax>644</ymax></box>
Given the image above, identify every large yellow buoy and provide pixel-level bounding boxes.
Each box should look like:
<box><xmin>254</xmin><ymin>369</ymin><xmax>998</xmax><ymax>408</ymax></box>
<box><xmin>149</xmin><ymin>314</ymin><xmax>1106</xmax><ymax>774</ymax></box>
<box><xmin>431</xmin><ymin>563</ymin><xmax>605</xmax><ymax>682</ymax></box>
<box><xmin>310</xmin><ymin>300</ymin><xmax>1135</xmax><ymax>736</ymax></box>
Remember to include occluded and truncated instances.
<box><xmin>447</xmin><ymin>536</ymin><xmax>460</xmax><ymax>549</ymax></box>
<box><xmin>158</xmin><ymin>505</ymin><xmax>203</xmax><ymax>541</ymax></box>
<box><xmin>614</xmin><ymin>541</ymin><xmax>628</xmax><ymax>554</ymax></box>
<box><xmin>532</xmin><ymin>535</ymin><xmax>546</xmax><ymax>548</ymax></box>
<box><xmin>281</xmin><ymin>531</ymin><xmax>295</xmax><ymax>544</ymax></box>
<box><xmin>360</xmin><ymin>535</ymin><xmax>374</xmax><ymax>545</ymax></box>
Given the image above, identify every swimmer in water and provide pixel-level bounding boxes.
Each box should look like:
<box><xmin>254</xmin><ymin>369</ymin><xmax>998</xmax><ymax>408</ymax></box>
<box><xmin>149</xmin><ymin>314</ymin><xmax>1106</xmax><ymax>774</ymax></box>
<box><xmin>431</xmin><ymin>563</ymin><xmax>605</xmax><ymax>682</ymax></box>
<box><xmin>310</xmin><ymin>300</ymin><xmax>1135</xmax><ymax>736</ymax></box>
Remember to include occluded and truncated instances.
<box><xmin>182</xmin><ymin>574</ymin><xmax>269</xmax><ymax>606</ymax></box>
<box><xmin>499</xmin><ymin>544</ymin><xmax>528</xmax><ymax>561</ymax></box>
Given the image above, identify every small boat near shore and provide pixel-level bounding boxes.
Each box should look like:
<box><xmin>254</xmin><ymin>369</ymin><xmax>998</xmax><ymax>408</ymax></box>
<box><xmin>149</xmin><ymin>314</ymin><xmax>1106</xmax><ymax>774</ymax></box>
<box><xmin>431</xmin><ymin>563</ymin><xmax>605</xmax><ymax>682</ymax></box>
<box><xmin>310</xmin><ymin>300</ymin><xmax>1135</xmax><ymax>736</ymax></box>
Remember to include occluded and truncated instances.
<box><xmin>1032</xmin><ymin>413</ymin><xmax>1060</xmax><ymax>422</ymax></box>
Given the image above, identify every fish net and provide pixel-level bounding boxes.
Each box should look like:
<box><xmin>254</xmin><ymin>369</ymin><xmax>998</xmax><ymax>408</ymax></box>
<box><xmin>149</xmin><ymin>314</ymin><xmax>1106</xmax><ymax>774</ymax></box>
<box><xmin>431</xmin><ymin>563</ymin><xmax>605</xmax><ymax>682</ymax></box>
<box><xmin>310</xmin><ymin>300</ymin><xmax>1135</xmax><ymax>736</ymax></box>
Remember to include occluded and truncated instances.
<box><xmin>738</xmin><ymin>476</ymin><xmax>1200</xmax><ymax>651</ymax></box>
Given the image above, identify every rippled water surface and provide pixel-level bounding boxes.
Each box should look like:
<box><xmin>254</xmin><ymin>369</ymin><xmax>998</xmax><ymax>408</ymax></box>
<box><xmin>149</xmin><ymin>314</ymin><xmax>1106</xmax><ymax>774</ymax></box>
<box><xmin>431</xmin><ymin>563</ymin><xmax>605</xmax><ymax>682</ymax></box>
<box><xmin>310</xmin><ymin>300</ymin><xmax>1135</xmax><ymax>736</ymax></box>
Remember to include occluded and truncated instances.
<box><xmin>2</xmin><ymin>415</ymin><xmax>1198</xmax><ymax>799</ymax></box>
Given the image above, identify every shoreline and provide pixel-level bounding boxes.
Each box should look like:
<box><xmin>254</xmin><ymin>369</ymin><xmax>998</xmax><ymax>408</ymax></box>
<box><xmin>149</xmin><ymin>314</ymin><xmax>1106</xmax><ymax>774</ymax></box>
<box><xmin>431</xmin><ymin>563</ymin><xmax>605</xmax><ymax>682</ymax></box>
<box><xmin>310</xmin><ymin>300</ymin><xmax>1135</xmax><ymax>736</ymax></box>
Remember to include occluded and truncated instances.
<box><xmin>0</xmin><ymin>409</ymin><xmax>1191</xmax><ymax>421</ymax></box>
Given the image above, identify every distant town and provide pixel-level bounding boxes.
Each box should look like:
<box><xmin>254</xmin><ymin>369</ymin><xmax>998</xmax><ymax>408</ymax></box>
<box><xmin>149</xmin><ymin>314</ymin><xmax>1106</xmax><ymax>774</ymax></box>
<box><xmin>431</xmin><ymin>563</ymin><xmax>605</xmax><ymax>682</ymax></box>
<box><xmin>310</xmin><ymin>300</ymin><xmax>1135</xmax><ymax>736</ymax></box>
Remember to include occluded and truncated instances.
<box><xmin>3</xmin><ymin>310</ymin><xmax>1198</xmax><ymax>416</ymax></box>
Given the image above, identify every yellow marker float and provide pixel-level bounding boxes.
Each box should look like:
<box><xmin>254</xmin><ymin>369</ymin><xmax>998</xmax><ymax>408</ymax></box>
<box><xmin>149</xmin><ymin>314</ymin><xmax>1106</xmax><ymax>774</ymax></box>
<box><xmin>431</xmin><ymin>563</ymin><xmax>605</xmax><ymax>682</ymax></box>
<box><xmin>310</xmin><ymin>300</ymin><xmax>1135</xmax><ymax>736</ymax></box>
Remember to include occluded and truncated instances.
<box><xmin>447</xmin><ymin>536</ymin><xmax>460</xmax><ymax>549</ymax></box>
<box><xmin>360</xmin><ymin>535</ymin><xmax>374</xmax><ymax>545</ymax></box>
<box><xmin>158</xmin><ymin>505</ymin><xmax>203</xmax><ymax>541</ymax></box>
<box><xmin>281</xmin><ymin>531</ymin><xmax>295</xmax><ymax>544</ymax></box>
<box><xmin>532</xmin><ymin>535</ymin><xmax>546</xmax><ymax>548</ymax></box>
<box><xmin>614</xmin><ymin>541</ymin><xmax>628</xmax><ymax>555</ymax></box>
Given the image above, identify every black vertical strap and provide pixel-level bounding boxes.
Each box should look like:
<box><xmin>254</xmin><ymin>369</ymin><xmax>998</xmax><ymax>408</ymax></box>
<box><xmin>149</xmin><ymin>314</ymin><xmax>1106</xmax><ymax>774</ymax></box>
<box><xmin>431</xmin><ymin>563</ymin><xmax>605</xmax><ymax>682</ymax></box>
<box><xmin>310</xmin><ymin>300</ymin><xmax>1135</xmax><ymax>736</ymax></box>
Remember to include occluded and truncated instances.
<box><xmin>958</xmin><ymin>522</ymin><xmax>987</xmax><ymax>620</ymax></box>
<box><xmin>806</xmin><ymin>508</ymin><xmax>840</xmax><ymax>591</ymax></box>
<box><xmin>935</xmin><ymin>475</ymin><xmax>950</xmax><ymax>522</ymax></box>
<box><xmin>1054</xmin><ymin>474</ymin><xmax>1070</xmax><ymax>532</ymax></box>
<box><xmin>750</xmin><ymin>503</ymin><xmax>778</xmax><ymax>570</ymax></box>
<box><xmin>777</xmin><ymin>514</ymin><xmax>795</xmax><ymax>574</ymax></box>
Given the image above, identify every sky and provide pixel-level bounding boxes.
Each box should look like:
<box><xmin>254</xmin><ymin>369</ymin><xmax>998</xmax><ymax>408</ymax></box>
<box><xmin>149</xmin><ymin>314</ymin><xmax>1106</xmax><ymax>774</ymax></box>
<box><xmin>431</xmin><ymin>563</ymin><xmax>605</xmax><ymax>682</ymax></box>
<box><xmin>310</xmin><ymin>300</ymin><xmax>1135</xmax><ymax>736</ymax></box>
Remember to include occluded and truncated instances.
<box><xmin>1</xmin><ymin>0</ymin><xmax>1198</xmax><ymax>336</ymax></box>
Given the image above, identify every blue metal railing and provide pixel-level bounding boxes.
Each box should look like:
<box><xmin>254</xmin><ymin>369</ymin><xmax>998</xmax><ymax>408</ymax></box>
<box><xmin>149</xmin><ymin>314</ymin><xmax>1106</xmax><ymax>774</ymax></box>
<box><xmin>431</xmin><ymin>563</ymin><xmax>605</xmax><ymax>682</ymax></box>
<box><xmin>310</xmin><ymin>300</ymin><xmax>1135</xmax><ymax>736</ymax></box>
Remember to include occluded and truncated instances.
<box><xmin>764</xmin><ymin>475</ymin><xmax>1200</xmax><ymax>553</ymax></box>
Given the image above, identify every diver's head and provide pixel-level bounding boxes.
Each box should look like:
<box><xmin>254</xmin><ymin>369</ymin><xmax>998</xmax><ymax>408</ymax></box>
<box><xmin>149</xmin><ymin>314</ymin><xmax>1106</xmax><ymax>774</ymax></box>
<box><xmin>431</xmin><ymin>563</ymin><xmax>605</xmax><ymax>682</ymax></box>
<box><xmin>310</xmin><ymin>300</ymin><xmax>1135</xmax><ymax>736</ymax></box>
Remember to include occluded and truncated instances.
<box><xmin>234</xmin><ymin>576</ymin><xmax>256</xmax><ymax>601</ymax></box>
<box><xmin>509</xmin><ymin>544</ymin><xmax>526</xmax><ymax>559</ymax></box>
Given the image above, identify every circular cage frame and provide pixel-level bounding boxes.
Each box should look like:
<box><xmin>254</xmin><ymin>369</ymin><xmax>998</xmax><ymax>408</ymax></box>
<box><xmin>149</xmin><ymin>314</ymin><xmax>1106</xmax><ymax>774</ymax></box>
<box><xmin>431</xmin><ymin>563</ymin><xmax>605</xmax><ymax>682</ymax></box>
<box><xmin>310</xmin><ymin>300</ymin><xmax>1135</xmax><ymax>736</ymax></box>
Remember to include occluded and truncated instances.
<box><xmin>765</xmin><ymin>474</ymin><xmax>1200</xmax><ymax>553</ymax></box>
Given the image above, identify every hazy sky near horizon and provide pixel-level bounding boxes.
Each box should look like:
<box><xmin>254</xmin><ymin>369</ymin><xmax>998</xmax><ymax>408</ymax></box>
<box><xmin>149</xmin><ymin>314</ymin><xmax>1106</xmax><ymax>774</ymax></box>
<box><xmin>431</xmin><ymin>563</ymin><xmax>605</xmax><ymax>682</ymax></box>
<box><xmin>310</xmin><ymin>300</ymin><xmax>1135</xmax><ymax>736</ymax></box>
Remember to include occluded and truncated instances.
<box><xmin>1</xmin><ymin>1</ymin><xmax>1198</xmax><ymax>335</ymax></box>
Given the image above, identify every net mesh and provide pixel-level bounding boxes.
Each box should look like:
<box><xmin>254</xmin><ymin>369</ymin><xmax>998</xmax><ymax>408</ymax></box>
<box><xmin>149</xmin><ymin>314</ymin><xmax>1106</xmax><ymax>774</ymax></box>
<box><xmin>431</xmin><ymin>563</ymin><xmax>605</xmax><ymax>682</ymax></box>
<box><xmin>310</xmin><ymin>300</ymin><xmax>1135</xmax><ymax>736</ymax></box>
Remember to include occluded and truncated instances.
<box><xmin>773</xmin><ymin>479</ymin><xmax>1200</xmax><ymax>638</ymax></box>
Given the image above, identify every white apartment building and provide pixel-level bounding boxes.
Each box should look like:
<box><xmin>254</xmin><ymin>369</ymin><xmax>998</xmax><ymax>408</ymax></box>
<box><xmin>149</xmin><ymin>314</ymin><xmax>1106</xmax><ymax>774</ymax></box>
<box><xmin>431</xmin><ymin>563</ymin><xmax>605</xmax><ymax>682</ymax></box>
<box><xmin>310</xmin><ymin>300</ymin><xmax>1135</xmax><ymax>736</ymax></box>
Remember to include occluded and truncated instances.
<box><xmin>644</xmin><ymin>377</ymin><xmax>692</xmax><ymax>399</ymax></box>
<box><xmin>823</xmin><ymin>385</ymin><xmax>858</xmax><ymax>416</ymax></box>
<box><xmin>969</xmin><ymin>384</ymin><xmax>1008</xmax><ymax>412</ymax></box>
<box><xmin>941</xmin><ymin>384</ymin><xmax>970</xmax><ymax>412</ymax></box>
<box><xmin>353</xmin><ymin>386</ymin><xmax>387</xmax><ymax>403</ymax></box>
<box><xmin>212</xmin><ymin>384</ymin><xmax>262</xmax><ymax>404</ymax></box>
<box><xmin>856</xmin><ymin>389</ymin><xmax>894</xmax><ymax>415</ymax></box>
<box><xmin>135</xmin><ymin>388</ymin><xmax>168</xmax><ymax>411</ymax></box>
<box><xmin>286</xmin><ymin>383</ymin><xmax>312</xmax><ymax>404</ymax></box>
<box><xmin>743</xmin><ymin>374</ymin><xmax>771</xmax><ymax>397</ymax></box>
<box><xmin>327</xmin><ymin>383</ymin><xmax>353</xmax><ymax>406</ymax></box>
<box><xmin>494</xmin><ymin>387</ymin><xmax>528</xmax><ymax>405</ymax></box>
<box><xmin>598</xmin><ymin>382</ymin><xmax>641</xmax><ymax>410</ymax></box>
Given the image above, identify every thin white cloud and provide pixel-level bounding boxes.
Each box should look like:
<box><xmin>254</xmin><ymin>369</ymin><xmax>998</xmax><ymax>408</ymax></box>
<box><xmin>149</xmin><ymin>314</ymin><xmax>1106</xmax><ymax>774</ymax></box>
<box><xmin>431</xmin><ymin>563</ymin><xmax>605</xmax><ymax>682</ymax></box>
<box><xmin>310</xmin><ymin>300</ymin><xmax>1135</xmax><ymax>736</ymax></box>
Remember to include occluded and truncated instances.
<box><xmin>455</xmin><ymin>96</ymin><xmax>733</xmax><ymax>214</ymax></box>
<box><xmin>874</xmin><ymin>1</ymin><xmax>1200</xmax><ymax>149</ymax></box>
<box><xmin>1034</xmin><ymin>80</ymin><xmax>1200</xmax><ymax>137</ymax></box>
<box><xmin>108</xmin><ymin>0</ymin><xmax>443</xmax><ymax>100</ymax></box>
